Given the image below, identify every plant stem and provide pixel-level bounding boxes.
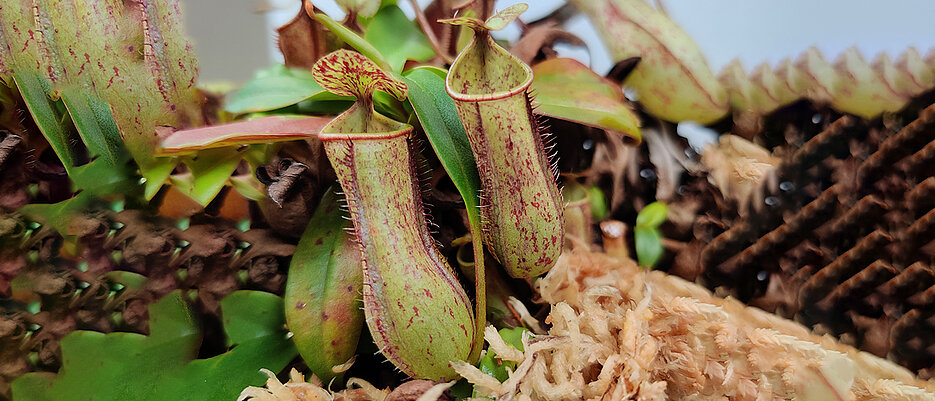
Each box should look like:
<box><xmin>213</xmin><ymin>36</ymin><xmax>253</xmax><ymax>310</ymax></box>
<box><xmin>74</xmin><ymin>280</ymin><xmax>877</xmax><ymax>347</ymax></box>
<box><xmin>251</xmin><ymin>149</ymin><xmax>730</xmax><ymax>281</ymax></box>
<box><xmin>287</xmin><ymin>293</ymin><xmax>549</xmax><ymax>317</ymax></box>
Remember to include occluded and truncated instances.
<box><xmin>468</xmin><ymin>216</ymin><xmax>486</xmax><ymax>362</ymax></box>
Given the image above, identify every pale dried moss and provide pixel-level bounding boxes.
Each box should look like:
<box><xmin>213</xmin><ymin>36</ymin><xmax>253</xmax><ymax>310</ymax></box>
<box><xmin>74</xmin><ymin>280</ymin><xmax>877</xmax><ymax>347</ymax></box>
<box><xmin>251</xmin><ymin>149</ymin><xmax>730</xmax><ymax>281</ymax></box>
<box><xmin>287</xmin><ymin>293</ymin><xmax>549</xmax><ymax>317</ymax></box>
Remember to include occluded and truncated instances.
<box><xmin>454</xmin><ymin>251</ymin><xmax>935</xmax><ymax>400</ymax></box>
<box><xmin>238</xmin><ymin>368</ymin><xmax>389</xmax><ymax>401</ymax></box>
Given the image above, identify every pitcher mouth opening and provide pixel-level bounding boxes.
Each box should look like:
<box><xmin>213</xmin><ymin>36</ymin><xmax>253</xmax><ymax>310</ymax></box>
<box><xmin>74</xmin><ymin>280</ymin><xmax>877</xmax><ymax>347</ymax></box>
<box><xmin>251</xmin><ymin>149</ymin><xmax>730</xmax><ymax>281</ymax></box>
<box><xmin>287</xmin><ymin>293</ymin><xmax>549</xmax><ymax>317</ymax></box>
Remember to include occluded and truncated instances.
<box><xmin>318</xmin><ymin>127</ymin><xmax>410</xmax><ymax>142</ymax></box>
<box><xmin>318</xmin><ymin>107</ymin><xmax>412</xmax><ymax>141</ymax></box>
<box><xmin>446</xmin><ymin>36</ymin><xmax>533</xmax><ymax>103</ymax></box>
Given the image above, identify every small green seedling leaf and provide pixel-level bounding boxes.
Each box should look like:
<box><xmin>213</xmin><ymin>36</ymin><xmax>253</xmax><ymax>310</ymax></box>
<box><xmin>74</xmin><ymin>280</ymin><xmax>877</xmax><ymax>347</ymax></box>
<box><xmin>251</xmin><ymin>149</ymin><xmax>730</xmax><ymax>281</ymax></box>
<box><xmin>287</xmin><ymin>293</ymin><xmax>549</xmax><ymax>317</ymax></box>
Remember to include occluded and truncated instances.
<box><xmin>224</xmin><ymin>65</ymin><xmax>350</xmax><ymax>114</ymax></box>
<box><xmin>635</xmin><ymin>201</ymin><xmax>667</xmax><ymax>269</ymax></box>
<box><xmin>635</xmin><ymin>201</ymin><xmax>667</xmax><ymax>228</ymax></box>
<box><xmin>587</xmin><ymin>186</ymin><xmax>609</xmax><ymax>221</ymax></box>
<box><xmin>143</xmin><ymin>158</ymin><xmax>179</xmax><ymax>200</ymax></box>
<box><xmin>531</xmin><ymin>58</ymin><xmax>640</xmax><ymax>143</ymax></box>
<box><xmin>365</xmin><ymin>6</ymin><xmax>434</xmax><ymax>72</ymax></box>
<box><xmin>285</xmin><ymin>189</ymin><xmax>364</xmax><ymax>382</ymax></box>
<box><xmin>228</xmin><ymin>174</ymin><xmax>266</xmax><ymax>201</ymax></box>
<box><xmin>498</xmin><ymin>327</ymin><xmax>528</xmax><ymax>351</ymax></box>
<box><xmin>477</xmin><ymin>327</ymin><xmax>528</xmax><ymax>383</ymax></box>
<box><xmin>635</xmin><ymin>226</ymin><xmax>664</xmax><ymax>269</ymax></box>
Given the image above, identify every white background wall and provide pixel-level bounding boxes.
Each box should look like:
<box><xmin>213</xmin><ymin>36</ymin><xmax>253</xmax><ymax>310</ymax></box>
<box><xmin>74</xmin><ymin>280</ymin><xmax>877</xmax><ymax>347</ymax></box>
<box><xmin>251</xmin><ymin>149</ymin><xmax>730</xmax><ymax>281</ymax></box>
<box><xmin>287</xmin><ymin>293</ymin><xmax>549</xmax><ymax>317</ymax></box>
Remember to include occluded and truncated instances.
<box><xmin>184</xmin><ymin>0</ymin><xmax>935</xmax><ymax>82</ymax></box>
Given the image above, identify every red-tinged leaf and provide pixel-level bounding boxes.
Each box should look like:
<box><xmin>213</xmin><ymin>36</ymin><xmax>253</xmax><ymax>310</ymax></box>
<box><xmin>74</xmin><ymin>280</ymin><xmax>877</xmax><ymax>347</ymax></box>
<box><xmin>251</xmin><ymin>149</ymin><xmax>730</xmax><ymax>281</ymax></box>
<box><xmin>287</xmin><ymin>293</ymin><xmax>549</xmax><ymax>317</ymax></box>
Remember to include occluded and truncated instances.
<box><xmin>275</xmin><ymin>0</ymin><xmax>327</xmax><ymax>70</ymax></box>
<box><xmin>157</xmin><ymin>116</ymin><xmax>331</xmax><ymax>156</ymax></box>
<box><xmin>531</xmin><ymin>58</ymin><xmax>641</xmax><ymax>143</ymax></box>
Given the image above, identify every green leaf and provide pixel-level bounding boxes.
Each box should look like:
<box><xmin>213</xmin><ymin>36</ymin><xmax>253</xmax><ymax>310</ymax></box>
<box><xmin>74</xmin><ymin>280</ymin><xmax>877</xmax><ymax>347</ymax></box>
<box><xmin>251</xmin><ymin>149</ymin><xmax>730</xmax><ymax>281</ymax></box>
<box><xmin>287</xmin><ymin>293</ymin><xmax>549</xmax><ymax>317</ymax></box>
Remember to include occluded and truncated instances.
<box><xmin>531</xmin><ymin>58</ymin><xmax>641</xmax><ymax>143</ymax></box>
<box><xmin>402</xmin><ymin>67</ymin><xmax>480</xmax><ymax>217</ymax></box>
<box><xmin>365</xmin><ymin>6</ymin><xmax>434</xmax><ymax>72</ymax></box>
<box><xmin>478</xmin><ymin>352</ymin><xmax>510</xmax><ymax>383</ymax></box>
<box><xmin>587</xmin><ymin>186</ymin><xmax>609</xmax><ymax>221</ymax></box>
<box><xmin>228</xmin><ymin>175</ymin><xmax>266</xmax><ymax>201</ymax></box>
<box><xmin>13</xmin><ymin>72</ymin><xmax>79</xmax><ymax>173</ymax></box>
<box><xmin>498</xmin><ymin>327</ymin><xmax>528</xmax><ymax>351</ymax></box>
<box><xmin>60</xmin><ymin>88</ymin><xmax>129</xmax><ymax>167</ymax></box>
<box><xmin>221</xmin><ymin>291</ymin><xmax>289</xmax><ymax>346</ymax></box>
<box><xmin>635</xmin><ymin>226</ymin><xmax>664</xmax><ymax>269</ymax></box>
<box><xmin>635</xmin><ymin>201</ymin><xmax>667</xmax><ymax>228</ymax></box>
<box><xmin>17</xmin><ymin>194</ymin><xmax>94</xmax><ymax>236</ymax></box>
<box><xmin>402</xmin><ymin>66</ymin><xmax>487</xmax><ymax>361</ymax></box>
<box><xmin>315</xmin><ymin>13</ymin><xmax>393</xmax><ymax>72</ymax></box>
<box><xmin>11</xmin><ymin>290</ymin><xmax>296</xmax><ymax>401</ymax></box>
<box><xmin>69</xmin><ymin>158</ymin><xmax>140</xmax><ymax>198</ymax></box>
<box><xmin>476</xmin><ymin>328</ymin><xmax>528</xmax><ymax>383</ymax></box>
<box><xmin>143</xmin><ymin>158</ymin><xmax>179</xmax><ymax>200</ymax></box>
<box><xmin>175</xmin><ymin>148</ymin><xmax>244</xmax><ymax>206</ymax></box>
<box><xmin>16</xmin><ymin>75</ymin><xmax>137</xmax><ymax>198</ymax></box>
<box><xmin>285</xmin><ymin>189</ymin><xmax>364</xmax><ymax>382</ymax></box>
<box><xmin>224</xmin><ymin>65</ymin><xmax>350</xmax><ymax>114</ymax></box>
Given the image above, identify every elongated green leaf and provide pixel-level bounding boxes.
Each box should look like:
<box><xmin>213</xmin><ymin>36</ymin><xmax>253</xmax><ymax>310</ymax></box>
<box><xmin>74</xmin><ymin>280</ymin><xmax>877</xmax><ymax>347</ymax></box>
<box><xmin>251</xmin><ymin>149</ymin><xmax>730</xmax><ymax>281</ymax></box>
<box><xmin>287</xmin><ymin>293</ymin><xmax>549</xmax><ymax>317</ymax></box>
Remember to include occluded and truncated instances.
<box><xmin>531</xmin><ymin>58</ymin><xmax>641</xmax><ymax>143</ymax></box>
<box><xmin>402</xmin><ymin>66</ymin><xmax>486</xmax><ymax>360</ymax></box>
<box><xmin>285</xmin><ymin>189</ymin><xmax>363</xmax><ymax>382</ymax></box>
<box><xmin>13</xmin><ymin>72</ymin><xmax>79</xmax><ymax>173</ymax></box>
<box><xmin>365</xmin><ymin>6</ymin><xmax>434</xmax><ymax>72</ymax></box>
<box><xmin>60</xmin><ymin>89</ymin><xmax>129</xmax><ymax>167</ymax></box>
<box><xmin>224</xmin><ymin>65</ymin><xmax>350</xmax><ymax>114</ymax></box>
<box><xmin>143</xmin><ymin>158</ymin><xmax>179</xmax><ymax>200</ymax></box>
<box><xmin>158</xmin><ymin>115</ymin><xmax>332</xmax><ymax>156</ymax></box>
<box><xmin>315</xmin><ymin>13</ymin><xmax>392</xmax><ymax>72</ymax></box>
<box><xmin>635</xmin><ymin>226</ymin><xmax>664</xmax><ymax>269</ymax></box>
<box><xmin>403</xmin><ymin>67</ymin><xmax>480</xmax><ymax>214</ymax></box>
<box><xmin>11</xmin><ymin>290</ymin><xmax>297</xmax><ymax>401</ymax></box>
<box><xmin>16</xmin><ymin>75</ymin><xmax>137</xmax><ymax>198</ymax></box>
